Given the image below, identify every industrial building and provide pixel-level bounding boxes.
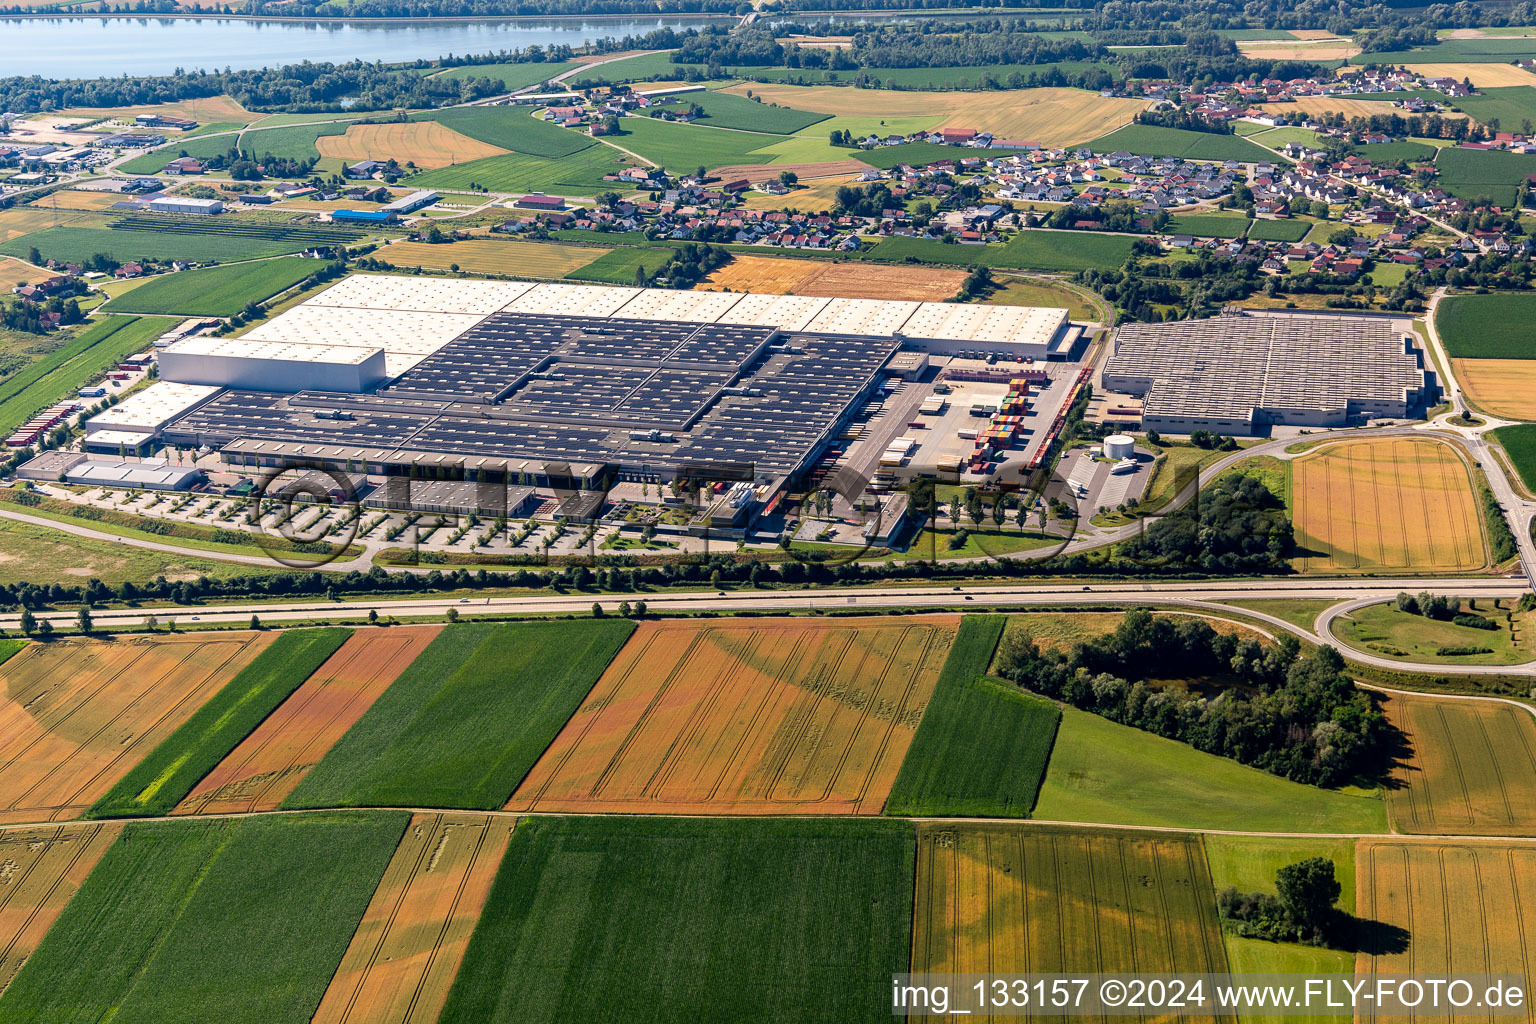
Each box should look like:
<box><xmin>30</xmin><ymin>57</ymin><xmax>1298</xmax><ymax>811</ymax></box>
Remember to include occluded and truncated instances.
<box><xmin>145</xmin><ymin>196</ymin><xmax>223</xmax><ymax>216</ymax></box>
<box><xmin>1102</xmin><ymin>310</ymin><xmax>1435</xmax><ymax>434</ymax></box>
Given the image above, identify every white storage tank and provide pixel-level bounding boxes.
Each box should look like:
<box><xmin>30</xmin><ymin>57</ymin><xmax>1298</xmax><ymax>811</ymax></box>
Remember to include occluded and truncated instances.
<box><xmin>1104</xmin><ymin>433</ymin><xmax>1136</xmax><ymax>460</ymax></box>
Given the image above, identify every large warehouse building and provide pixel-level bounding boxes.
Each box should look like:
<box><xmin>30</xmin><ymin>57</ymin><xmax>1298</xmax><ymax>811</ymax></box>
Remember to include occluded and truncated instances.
<box><xmin>1102</xmin><ymin>310</ymin><xmax>1435</xmax><ymax>434</ymax></box>
<box><xmin>142</xmin><ymin>276</ymin><xmax>1086</xmax><ymax>508</ymax></box>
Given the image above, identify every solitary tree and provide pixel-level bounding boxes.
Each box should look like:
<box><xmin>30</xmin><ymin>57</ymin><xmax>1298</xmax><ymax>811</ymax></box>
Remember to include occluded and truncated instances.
<box><xmin>76</xmin><ymin>605</ymin><xmax>92</xmax><ymax>635</ymax></box>
<box><xmin>18</xmin><ymin>608</ymin><xmax>35</xmax><ymax>636</ymax></box>
<box><xmin>1276</xmin><ymin>858</ymin><xmax>1341</xmax><ymax>933</ymax></box>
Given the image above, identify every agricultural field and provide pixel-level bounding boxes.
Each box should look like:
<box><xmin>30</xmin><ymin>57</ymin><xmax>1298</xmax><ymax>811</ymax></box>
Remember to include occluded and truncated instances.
<box><xmin>1034</xmin><ymin>705</ymin><xmax>1388</xmax><ymax>833</ymax></box>
<box><xmin>1291</xmin><ymin>437</ymin><xmax>1486</xmax><ymax>573</ymax></box>
<box><xmin>1087</xmin><ymin>124</ymin><xmax>1274</xmax><ymax>161</ymax></box>
<box><xmin>438</xmin><ymin>816</ymin><xmax>915</xmax><ymax>1024</ymax></box>
<box><xmin>0</xmin><ymin>822</ymin><xmax>122</xmax><ymax>996</ymax></box>
<box><xmin>412</xmin><ymin>106</ymin><xmax>594</xmax><ymax>158</ymax></box>
<box><xmin>1458</xmin><ymin>359</ymin><xmax>1536</xmax><ymax>420</ymax></box>
<box><xmin>0</xmin><ymin>205</ymin><xmax>100</xmax><ymax>245</ymax></box>
<box><xmin>88</xmin><ymin>628</ymin><xmax>352</xmax><ymax>819</ymax></box>
<box><xmin>1334</xmin><ymin>599</ymin><xmax>1535</xmax><ymax>666</ymax></box>
<box><xmin>850</xmin><ymin>141</ymin><xmax>969</xmax><ymax>171</ymax></box>
<box><xmin>1166</xmin><ymin>212</ymin><xmax>1252</xmax><ymax>238</ymax></box>
<box><xmin>31</xmin><ymin>191</ymin><xmax>121</xmax><ymax>212</ymax></box>
<box><xmin>0</xmin><ymin>220</ymin><xmax>356</xmax><ymax>266</ymax></box>
<box><xmin>886</xmin><ymin>618</ymin><xmax>1061</xmax><ymax>817</ymax></box>
<box><xmin>701</xmin><ymin>254</ymin><xmax>966</xmax><ymax>300</ymax></box>
<box><xmin>607</xmin><ymin>116</ymin><xmax>783</xmax><ymax>173</ymax></box>
<box><xmin>1380</xmin><ymin>690</ymin><xmax>1536</xmax><ymax>834</ymax></box>
<box><xmin>982</xmin><ymin>275</ymin><xmax>1100</xmax><ymax>322</ymax></box>
<box><xmin>1435</xmin><ymin>145</ymin><xmax>1536</xmax><ymax>206</ymax></box>
<box><xmin>687</xmin><ymin>90</ymin><xmax>830</xmax><ymax>134</ymax></box>
<box><xmin>721</xmin><ymin>83</ymin><xmax>1145</xmax><ymax>148</ymax></box>
<box><xmin>409</xmin><ymin>148</ymin><xmax>626</xmax><ymax>196</ymax></box>
<box><xmin>379</xmin><ymin>238</ymin><xmax>606</xmax><ymax>277</ymax></box>
<box><xmin>0</xmin><ymin>633</ymin><xmax>272</xmax><ymax>825</ymax></box>
<box><xmin>176</xmin><ymin>627</ymin><xmax>441</xmax><ymax>816</ymax></box>
<box><xmin>0</xmin><ymin>516</ymin><xmax>267</xmax><ymax>586</ymax></box>
<box><xmin>1496</xmin><ymin>424</ymin><xmax>1536</xmax><ymax>492</ymax></box>
<box><xmin>862</xmin><ymin>229</ymin><xmax>1137</xmax><ymax>273</ymax></box>
<box><xmin>511</xmin><ymin>617</ymin><xmax>954</xmax><ymax>815</ymax></box>
<box><xmin>0</xmin><ymin>257</ymin><xmax>53</xmax><ymax>288</ymax></box>
<box><xmin>564</xmin><ymin>245</ymin><xmax>677</xmax><ymax>284</ymax></box>
<box><xmin>285</xmin><ymin>620</ymin><xmax>634</xmax><ymax>811</ymax></box>
<box><xmin>101</xmin><ymin>256</ymin><xmax>315</xmax><ymax>316</ymax></box>
<box><xmin>1236</xmin><ymin>38</ymin><xmax>1360</xmax><ymax>60</ymax></box>
<box><xmin>740</xmin><ymin>173</ymin><xmax>861</xmax><ymax>212</ymax></box>
<box><xmin>429</xmin><ymin>59</ymin><xmax>581</xmax><ymax>89</ymax></box>
<box><xmin>1415</xmin><ymin>64</ymin><xmax>1536</xmax><ymax>89</ymax></box>
<box><xmin>0</xmin><ymin>812</ymin><xmax>406</xmax><ymax>1024</ymax></box>
<box><xmin>1437</xmin><ymin>292</ymin><xmax>1536</xmax><ymax>359</ymax></box>
<box><xmin>1354</xmin><ymin>36</ymin><xmax>1536</xmax><ymax>62</ymax></box>
<box><xmin>1246</xmin><ymin>218</ymin><xmax>1313</xmax><ymax>242</ymax></box>
<box><xmin>567</xmin><ymin>51</ymin><xmax>686</xmax><ymax>86</ymax></box>
<box><xmin>1356</xmin><ymin>838</ymin><xmax>1536</xmax><ymax>1019</ymax></box>
<box><xmin>313</xmin><ymin>811</ymin><xmax>514</xmax><ymax>1024</ymax></box>
<box><xmin>911</xmin><ymin>824</ymin><xmax>1228</xmax><ymax>988</ymax></box>
<box><xmin>115</xmin><ymin>131</ymin><xmax>245</xmax><ymax>175</ymax></box>
<box><xmin>316</xmin><ymin>121</ymin><xmax>509</xmax><ymax>170</ymax></box>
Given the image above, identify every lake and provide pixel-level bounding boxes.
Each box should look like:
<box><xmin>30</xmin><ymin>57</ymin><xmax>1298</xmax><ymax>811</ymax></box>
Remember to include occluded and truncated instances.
<box><xmin>0</xmin><ymin>15</ymin><xmax>722</xmax><ymax>78</ymax></box>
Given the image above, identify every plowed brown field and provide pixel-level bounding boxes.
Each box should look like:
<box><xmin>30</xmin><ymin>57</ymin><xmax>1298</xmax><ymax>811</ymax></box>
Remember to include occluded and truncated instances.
<box><xmin>312</xmin><ymin>812</ymin><xmax>515</xmax><ymax>1024</ymax></box>
<box><xmin>175</xmin><ymin>626</ymin><xmax>440</xmax><ymax>816</ymax></box>
<box><xmin>912</xmin><ymin>823</ymin><xmax>1228</xmax><ymax>1023</ymax></box>
<box><xmin>1292</xmin><ymin>437</ymin><xmax>1485</xmax><ymax>572</ymax></box>
<box><xmin>1383</xmin><ymin>692</ymin><xmax>1536</xmax><ymax>835</ymax></box>
<box><xmin>0</xmin><ymin>821</ymin><xmax>122</xmax><ymax>995</ymax></box>
<box><xmin>1358</xmin><ymin>840</ymin><xmax>1536</xmax><ymax>1024</ymax></box>
<box><xmin>0</xmin><ymin>634</ymin><xmax>272</xmax><ymax>825</ymax></box>
<box><xmin>510</xmin><ymin>616</ymin><xmax>956</xmax><ymax>815</ymax></box>
<box><xmin>701</xmin><ymin>255</ymin><xmax>966</xmax><ymax>301</ymax></box>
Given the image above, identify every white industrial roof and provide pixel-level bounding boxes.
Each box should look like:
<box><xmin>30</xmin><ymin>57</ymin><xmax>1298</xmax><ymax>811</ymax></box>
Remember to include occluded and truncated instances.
<box><xmin>65</xmin><ymin>458</ymin><xmax>203</xmax><ymax>489</ymax></box>
<box><xmin>802</xmin><ymin>298</ymin><xmax>922</xmax><ymax>336</ymax></box>
<box><xmin>499</xmin><ymin>283</ymin><xmax>641</xmax><ymax>317</ymax></box>
<box><xmin>242</xmin><ymin>306</ymin><xmax>483</xmax><ymax>356</ymax></box>
<box><xmin>711</xmin><ymin>293</ymin><xmax>832</xmax><ymax>331</ymax></box>
<box><xmin>611</xmin><ymin>289</ymin><xmax>746</xmax><ymax>323</ymax></box>
<box><xmin>85</xmin><ymin>381</ymin><xmax>220</xmax><ymax>433</ymax></box>
<box><xmin>308</xmin><ymin>275</ymin><xmax>536</xmax><ymax>315</ymax></box>
<box><xmin>900</xmin><ymin>303</ymin><xmax>1067</xmax><ymax>346</ymax></box>
<box><xmin>165</xmin><ymin>336</ymin><xmax>381</xmax><ymax>365</ymax></box>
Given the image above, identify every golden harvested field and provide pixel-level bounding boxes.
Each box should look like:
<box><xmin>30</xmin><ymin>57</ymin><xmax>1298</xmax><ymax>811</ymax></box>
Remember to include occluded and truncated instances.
<box><xmin>1358</xmin><ymin>840</ymin><xmax>1536</xmax><ymax>1024</ymax></box>
<box><xmin>1292</xmin><ymin>437</ymin><xmax>1485</xmax><ymax>573</ymax></box>
<box><xmin>39</xmin><ymin>191</ymin><xmax>123</xmax><ymax>212</ymax></box>
<box><xmin>702</xmin><ymin>254</ymin><xmax>966</xmax><ymax>300</ymax></box>
<box><xmin>0</xmin><ymin>207</ymin><xmax>95</xmax><ymax>244</ymax></box>
<box><xmin>0</xmin><ymin>633</ymin><xmax>272</xmax><ymax>825</ymax></box>
<box><xmin>316</xmin><ymin>122</ymin><xmax>509</xmax><ymax>170</ymax></box>
<box><xmin>741</xmin><ymin>174</ymin><xmax>860</xmax><ymax>212</ymax></box>
<box><xmin>1237</xmin><ymin>41</ymin><xmax>1362</xmax><ymax>59</ymax></box>
<box><xmin>720</xmin><ymin>84</ymin><xmax>1145</xmax><ymax>147</ymax></box>
<box><xmin>912</xmin><ymin>823</ymin><xmax>1228</xmax><ymax>1022</ymax></box>
<box><xmin>0</xmin><ymin>821</ymin><xmax>122</xmax><ymax>996</ymax></box>
<box><xmin>1406</xmin><ymin>62</ymin><xmax>1536</xmax><ymax>88</ymax></box>
<box><xmin>1456</xmin><ymin>357</ymin><xmax>1536</xmax><ymax>420</ymax></box>
<box><xmin>313</xmin><ymin>812</ymin><xmax>515</xmax><ymax>1024</ymax></box>
<box><xmin>0</xmin><ymin>257</ymin><xmax>54</xmax><ymax>287</ymax></box>
<box><xmin>1382</xmin><ymin>692</ymin><xmax>1536</xmax><ymax>835</ymax></box>
<box><xmin>708</xmin><ymin>158</ymin><xmax>871</xmax><ymax>182</ymax></box>
<box><xmin>62</xmin><ymin>95</ymin><xmax>256</xmax><ymax>124</ymax></box>
<box><xmin>379</xmin><ymin>238</ymin><xmax>607</xmax><ymax>277</ymax></box>
<box><xmin>175</xmin><ymin>626</ymin><xmax>441</xmax><ymax>816</ymax></box>
<box><xmin>1291</xmin><ymin>29</ymin><xmax>1345</xmax><ymax>40</ymax></box>
<box><xmin>510</xmin><ymin>616</ymin><xmax>955</xmax><ymax>815</ymax></box>
<box><xmin>1268</xmin><ymin>95</ymin><xmax>1469</xmax><ymax>121</ymax></box>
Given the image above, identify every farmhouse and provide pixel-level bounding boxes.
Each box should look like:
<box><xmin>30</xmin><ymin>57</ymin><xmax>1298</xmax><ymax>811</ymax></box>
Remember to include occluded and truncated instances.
<box><xmin>1103</xmin><ymin>310</ymin><xmax>1435</xmax><ymax>434</ymax></box>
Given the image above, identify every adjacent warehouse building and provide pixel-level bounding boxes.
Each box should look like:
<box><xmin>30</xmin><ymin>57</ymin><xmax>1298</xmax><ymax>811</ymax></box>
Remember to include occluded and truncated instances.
<box><xmin>1102</xmin><ymin>310</ymin><xmax>1435</xmax><ymax>434</ymax></box>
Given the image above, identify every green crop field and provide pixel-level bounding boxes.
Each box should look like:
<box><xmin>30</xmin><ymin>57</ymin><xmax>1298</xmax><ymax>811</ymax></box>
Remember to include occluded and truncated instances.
<box><xmin>1247</xmin><ymin>218</ymin><xmax>1312</xmax><ymax>242</ymax></box>
<box><xmin>284</xmin><ymin>620</ymin><xmax>634</xmax><ymax>810</ymax></box>
<box><xmin>0</xmin><ymin>812</ymin><xmax>406</xmax><ymax>1024</ymax></box>
<box><xmin>432</xmin><ymin>58</ymin><xmax>582</xmax><ymax>88</ymax></box>
<box><xmin>855</xmin><ymin>141</ymin><xmax>969</xmax><ymax>169</ymax></box>
<box><xmin>1437</xmin><ymin>292</ymin><xmax>1536</xmax><ymax>358</ymax></box>
<box><xmin>1434</xmin><ymin>145</ymin><xmax>1536</xmax><ymax>206</ymax></box>
<box><xmin>115</xmin><ymin>132</ymin><xmax>242</xmax><ymax>174</ymax></box>
<box><xmin>88</xmin><ymin>628</ymin><xmax>353</xmax><ymax>818</ymax></box>
<box><xmin>686</xmin><ymin>90</ymin><xmax>829</xmax><ymax>134</ymax></box>
<box><xmin>413</xmin><ymin>106</ymin><xmax>594</xmax><ymax>158</ymax></box>
<box><xmin>410</xmin><ymin>147</ymin><xmax>627</xmax><ymax>195</ymax></box>
<box><xmin>2</xmin><ymin>216</ymin><xmax>360</xmax><ymax>265</ymax></box>
<box><xmin>1088</xmin><ymin>124</ymin><xmax>1274</xmax><ymax>161</ymax></box>
<box><xmin>438</xmin><ymin>816</ymin><xmax>915</xmax><ymax>1024</ymax></box>
<box><xmin>1495</xmin><ymin>424</ymin><xmax>1536</xmax><ymax>492</ymax></box>
<box><xmin>1034</xmin><ymin>704</ymin><xmax>1388</xmax><ymax>833</ymax></box>
<box><xmin>886</xmin><ymin>616</ymin><xmax>1061</xmax><ymax>817</ymax></box>
<box><xmin>862</xmin><ymin>228</ymin><xmax>1136</xmax><ymax>272</ymax></box>
<box><xmin>607</xmin><ymin>117</ymin><xmax>776</xmax><ymax>172</ymax></box>
<box><xmin>564</xmin><ymin>244</ymin><xmax>678</xmax><ymax>283</ymax></box>
<box><xmin>1350</xmin><ymin>36</ymin><xmax>1536</xmax><ymax>62</ymax></box>
<box><xmin>240</xmin><ymin>121</ymin><xmax>350</xmax><ymax>159</ymax></box>
<box><xmin>567</xmin><ymin>51</ymin><xmax>686</xmax><ymax>86</ymax></box>
<box><xmin>101</xmin><ymin>256</ymin><xmax>316</xmax><ymax>316</ymax></box>
<box><xmin>0</xmin><ymin>314</ymin><xmax>175</xmax><ymax>436</ymax></box>
<box><xmin>1166</xmin><ymin>212</ymin><xmax>1251</xmax><ymax>238</ymax></box>
<box><xmin>1357</xmin><ymin>139</ymin><xmax>1440</xmax><ymax>163</ymax></box>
